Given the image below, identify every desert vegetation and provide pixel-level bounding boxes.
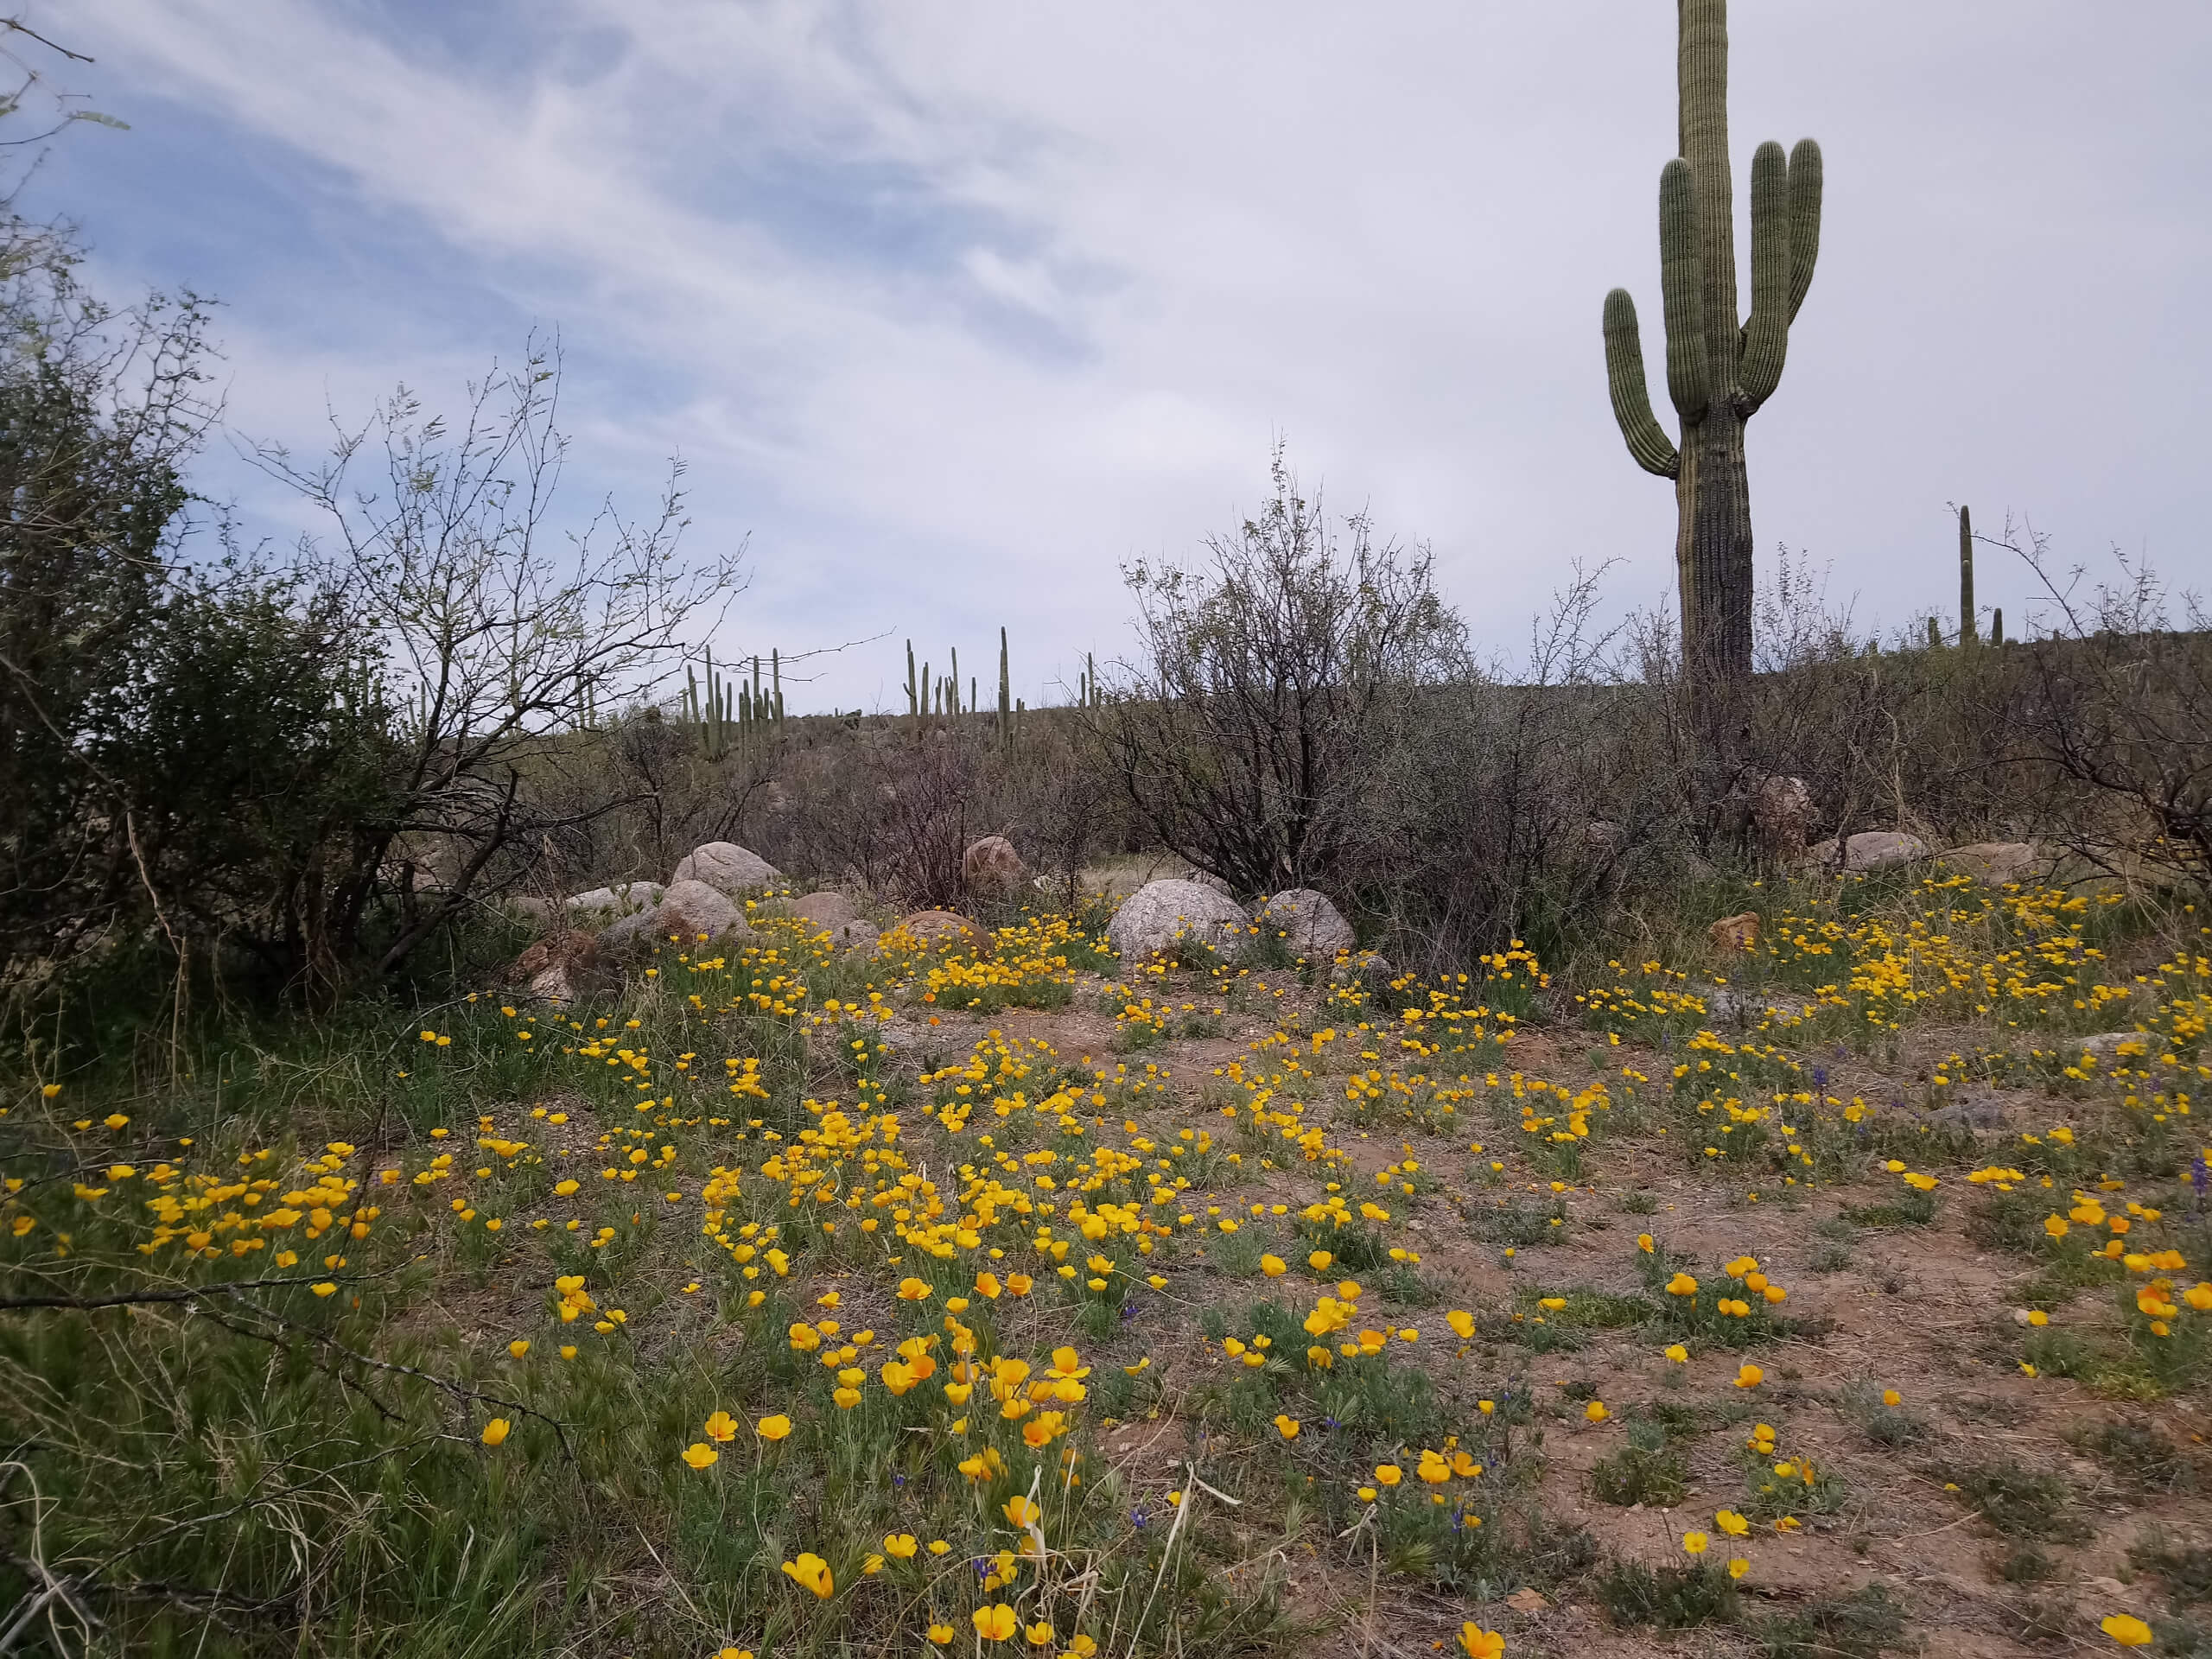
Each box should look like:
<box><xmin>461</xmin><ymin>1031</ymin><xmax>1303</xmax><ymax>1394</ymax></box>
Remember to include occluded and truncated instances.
<box><xmin>9</xmin><ymin>6</ymin><xmax>2212</xmax><ymax>1659</ymax></box>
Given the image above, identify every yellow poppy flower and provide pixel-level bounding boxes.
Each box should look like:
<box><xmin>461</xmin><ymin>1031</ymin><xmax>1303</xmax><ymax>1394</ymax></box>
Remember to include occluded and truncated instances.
<box><xmin>780</xmin><ymin>1552</ymin><xmax>833</xmax><ymax>1598</ymax></box>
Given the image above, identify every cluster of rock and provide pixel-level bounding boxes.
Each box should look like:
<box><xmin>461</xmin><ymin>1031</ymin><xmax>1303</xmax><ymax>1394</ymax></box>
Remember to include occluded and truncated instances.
<box><xmin>509</xmin><ymin>834</ymin><xmax>1049</xmax><ymax>1004</ymax></box>
<box><xmin>1736</xmin><ymin>772</ymin><xmax>2041</xmax><ymax>884</ymax></box>
<box><xmin>1106</xmin><ymin>877</ymin><xmax>1375</xmax><ymax>981</ymax></box>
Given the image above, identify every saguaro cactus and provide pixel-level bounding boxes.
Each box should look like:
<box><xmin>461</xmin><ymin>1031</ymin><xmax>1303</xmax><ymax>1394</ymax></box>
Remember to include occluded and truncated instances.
<box><xmin>1958</xmin><ymin>505</ymin><xmax>1978</xmax><ymax>645</ymax></box>
<box><xmin>996</xmin><ymin>626</ymin><xmax>1013</xmax><ymax>748</ymax></box>
<box><xmin>1602</xmin><ymin>0</ymin><xmax>1823</xmax><ymax>683</ymax></box>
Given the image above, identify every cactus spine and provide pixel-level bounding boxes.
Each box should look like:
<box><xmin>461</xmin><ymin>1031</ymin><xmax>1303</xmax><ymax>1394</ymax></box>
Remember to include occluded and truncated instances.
<box><xmin>1602</xmin><ymin>0</ymin><xmax>1822</xmax><ymax>683</ymax></box>
<box><xmin>1958</xmin><ymin>505</ymin><xmax>1977</xmax><ymax>645</ymax></box>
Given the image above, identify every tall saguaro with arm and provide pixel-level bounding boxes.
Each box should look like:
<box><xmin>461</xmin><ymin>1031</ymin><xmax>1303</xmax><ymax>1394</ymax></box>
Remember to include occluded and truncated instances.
<box><xmin>1602</xmin><ymin>0</ymin><xmax>1823</xmax><ymax>683</ymax></box>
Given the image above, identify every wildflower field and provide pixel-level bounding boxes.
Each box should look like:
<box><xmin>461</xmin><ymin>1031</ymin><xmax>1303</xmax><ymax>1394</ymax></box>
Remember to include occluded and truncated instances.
<box><xmin>6</xmin><ymin>870</ymin><xmax>2212</xmax><ymax>1657</ymax></box>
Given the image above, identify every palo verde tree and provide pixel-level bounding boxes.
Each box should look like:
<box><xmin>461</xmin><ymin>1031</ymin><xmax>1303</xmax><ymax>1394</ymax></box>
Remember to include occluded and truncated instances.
<box><xmin>249</xmin><ymin>343</ymin><xmax>740</xmax><ymax>1000</ymax></box>
<box><xmin>1601</xmin><ymin>0</ymin><xmax>1824</xmax><ymax>683</ymax></box>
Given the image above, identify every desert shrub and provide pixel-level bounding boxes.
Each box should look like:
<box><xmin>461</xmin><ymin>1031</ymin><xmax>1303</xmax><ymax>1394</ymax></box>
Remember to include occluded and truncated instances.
<box><xmin>2133</xmin><ymin>1529</ymin><xmax>2212</xmax><ymax>1605</ymax></box>
<box><xmin>1835</xmin><ymin>1377</ymin><xmax>1922</xmax><ymax>1446</ymax></box>
<box><xmin>1594</xmin><ymin>1558</ymin><xmax>1736</xmax><ymax>1629</ymax></box>
<box><xmin>1590</xmin><ymin>1421</ymin><xmax>1688</xmax><ymax>1507</ymax></box>
<box><xmin>1946</xmin><ymin>1460</ymin><xmax>2084</xmax><ymax>1540</ymax></box>
<box><xmin>1995</xmin><ymin>521</ymin><xmax>2212</xmax><ymax>898</ymax></box>
<box><xmin>1096</xmin><ymin>443</ymin><xmax>1463</xmax><ymax>901</ymax></box>
<box><xmin>1754</xmin><ymin>1584</ymin><xmax>1906</xmax><ymax>1658</ymax></box>
<box><xmin>2078</xmin><ymin>1418</ymin><xmax>2195</xmax><ymax>1491</ymax></box>
<box><xmin>0</xmin><ymin>220</ymin><xmax>410</xmax><ymax>1012</ymax></box>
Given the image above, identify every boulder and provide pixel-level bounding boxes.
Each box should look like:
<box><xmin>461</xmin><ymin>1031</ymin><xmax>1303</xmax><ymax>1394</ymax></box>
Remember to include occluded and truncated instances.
<box><xmin>594</xmin><ymin>909</ymin><xmax>663</xmax><ymax>958</ymax></box>
<box><xmin>1703</xmin><ymin>984</ymin><xmax>1804</xmax><ymax>1025</ymax></box>
<box><xmin>1814</xmin><ymin>831</ymin><xmax>1930</xmax><ymax>872</ymax></box>
<box><xmin>671</xmin><ymin>842</ymin><xmax>782</xmax><ymax>893</ymax></box>
<box><xmin>656</xmin><ymin>879</ymin><xmax>749</xmax><ymax>946</ymax></box>
<box><xmin>1932</xmin><ymin>1096</ymin><xmax>2011</xmax><ymax>1132</ymax></box>
<box><xmin>1107</xmin><ymin>878</ymin><xmax>1251</xmax><ymax>963</ymax></box>
<box><xmin>830</xmin><ymin>918</ymin><xmax>880</xmax><ymax>955</ymax></box>
<box><xmin>791</xmin><ymin>890</ymin><xmax>860</xmax><ymax>931</ymax></box>
<box><xmin>899</xmin><ymin>910</ymin><xmax>982</xmax><ymax>949</ymax></box>
<box><xmin>509</xmin><ymin>894</ymin><xmax>560</xmax><ymax>926</ymax></box>
<box><xmin>1255</xmin><ymin>888</ymin><xmax>1357</xmax><ymax>961</ymax></box>
<box><xmin>565</xmin><ymin>880</ymin><xmax>663</xmax><ymax>918</ymax></box>
<box><xmin>963</xmin><ymin>836</ymin><xmax>1027</xmax><ymax>899</ymax></box>
<box><xmin>1941</xmin><ymin>842</ymin><xmax>2039</xmax><ymax>885</ymax></box>
<box><xmin>1708</xmin><ymin>912</ymin><xmax>1760</xmax><ymax>954</ymax></box>
<box><xmin>510</xmin><ymin>931</ymin><xmax>613</xmax><ymax>1006</ymax></box>
<box><xmin>1749</xmin><ymin>775</ymin><xmax>1816</xmax><ymax>859</ymax></box>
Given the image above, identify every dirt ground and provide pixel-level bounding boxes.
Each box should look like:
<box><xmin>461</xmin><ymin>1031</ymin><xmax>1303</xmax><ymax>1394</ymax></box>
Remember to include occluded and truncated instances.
<box><xmin>899</xmin><ymin>961</ymin><xmax>2209</xmax><ymax>1658</ymax></box>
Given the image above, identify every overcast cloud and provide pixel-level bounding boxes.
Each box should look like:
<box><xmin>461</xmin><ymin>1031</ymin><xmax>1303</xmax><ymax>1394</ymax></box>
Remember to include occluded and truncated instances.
<box><xmin>32</xmin><ymin>0</ymin><xmax>2212</xmax><ymax>710</ymax></box>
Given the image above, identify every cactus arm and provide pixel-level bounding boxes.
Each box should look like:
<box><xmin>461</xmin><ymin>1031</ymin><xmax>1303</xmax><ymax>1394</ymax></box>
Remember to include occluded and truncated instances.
<box><xmin>1785</xmin><ymin>138</ymin><xmax>1823</xmax><ymax>322</ymax></box>
<box><xmin>1602</xmin><ymin>289</ymin><xmax>1681</xmax><ymax>478</ymax></box>
<box><xmin>1738</xmin><ymin>140</ymin><xmax>1791</xmax><ymax>408</ymax></box>
<box><xmin>1658</xmin><ymin>160</ymin><xmax>1710</xmax><ymax>421</ymax></box>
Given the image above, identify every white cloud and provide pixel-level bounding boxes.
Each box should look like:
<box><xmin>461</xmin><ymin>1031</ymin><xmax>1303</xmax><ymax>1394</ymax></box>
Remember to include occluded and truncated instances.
<box><xmin>46</xmin><ymin>0</ymin><xmax>2212</xmax><ymax>707</ymax></box>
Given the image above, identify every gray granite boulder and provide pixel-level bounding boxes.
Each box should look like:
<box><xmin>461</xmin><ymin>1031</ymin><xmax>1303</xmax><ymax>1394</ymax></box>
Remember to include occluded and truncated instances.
<box><xmin>1255</xmin><ymin>888</ymin><xmax>1356</xmax><ymax>961</ymax></box>
<box><xmin>1108</xmin><ymin>879</ymin><xmax>1250</xmax><ymax>963</ymax></box>
<box><xmin>671</xmin><ymin>842</ymin><xmax>782</xmax><ymax>893</ymax></box>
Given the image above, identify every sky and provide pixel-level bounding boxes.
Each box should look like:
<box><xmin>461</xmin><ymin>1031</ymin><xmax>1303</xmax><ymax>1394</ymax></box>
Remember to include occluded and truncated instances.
<box><xmin>28</xmin><ymin>0</ymin><xmax>2212</xmax><ymax>713</ymax></box>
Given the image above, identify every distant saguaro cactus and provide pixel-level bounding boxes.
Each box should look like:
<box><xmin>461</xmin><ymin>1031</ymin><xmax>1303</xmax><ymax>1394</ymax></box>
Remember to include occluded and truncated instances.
<box><xmin>1602</xmin><ymin>0</ymin><xmax>1823</xmax><ymax>683</ymax></box>
<box><xmin>1958</xmin><ymin>505</ymin><xmax>1977</xmax><ymax>645</ymax></box>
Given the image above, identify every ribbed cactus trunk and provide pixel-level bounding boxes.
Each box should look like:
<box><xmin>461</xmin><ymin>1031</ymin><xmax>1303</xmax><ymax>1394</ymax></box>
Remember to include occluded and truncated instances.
<box><xmin>1678</xmin><ymin>416</ymin><xmax>1753</xmax><ymax>677</ymax></box>
<box><xmin>1602</xmin><ymin>0</ymin><xmax>1821</xmax><ymax>685</ymax></box>
<box><xmin>1676</xmin><ymin>2</ymin><xmax>1751</xmax><ymax>677</ymax></box>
